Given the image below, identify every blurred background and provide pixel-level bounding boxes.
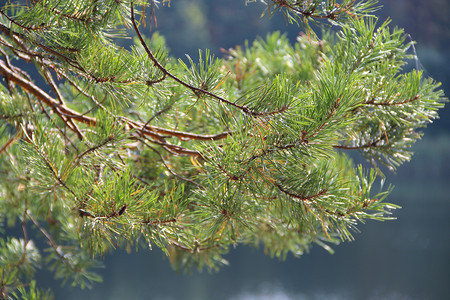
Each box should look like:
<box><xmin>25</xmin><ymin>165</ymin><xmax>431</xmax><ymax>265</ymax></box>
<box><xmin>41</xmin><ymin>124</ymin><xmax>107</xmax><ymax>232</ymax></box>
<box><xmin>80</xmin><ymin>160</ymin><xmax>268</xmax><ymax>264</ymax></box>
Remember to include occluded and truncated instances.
<box><xmin>31</xmin><ymin>0</ymin><xmax>449</xmax><ymax>299</ymax></box>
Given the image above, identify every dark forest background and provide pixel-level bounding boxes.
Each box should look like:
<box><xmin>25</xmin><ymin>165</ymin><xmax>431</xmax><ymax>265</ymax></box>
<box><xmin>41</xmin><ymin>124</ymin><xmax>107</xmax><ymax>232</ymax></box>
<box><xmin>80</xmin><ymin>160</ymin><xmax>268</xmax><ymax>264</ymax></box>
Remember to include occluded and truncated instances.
<box><xmin>11</xmin><ymin>0</ymin><xmax>450</xmax><ymax>299</ymax></box>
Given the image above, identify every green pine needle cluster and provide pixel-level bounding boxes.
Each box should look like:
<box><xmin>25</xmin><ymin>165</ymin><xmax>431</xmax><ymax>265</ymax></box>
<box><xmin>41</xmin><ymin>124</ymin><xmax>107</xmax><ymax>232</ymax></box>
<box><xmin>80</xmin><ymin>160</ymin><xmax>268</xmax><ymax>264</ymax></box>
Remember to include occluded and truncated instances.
<box><xmin>0</xmin><ymin>0</ymin><xmax>446</xmax><ymax>297</ymax></box>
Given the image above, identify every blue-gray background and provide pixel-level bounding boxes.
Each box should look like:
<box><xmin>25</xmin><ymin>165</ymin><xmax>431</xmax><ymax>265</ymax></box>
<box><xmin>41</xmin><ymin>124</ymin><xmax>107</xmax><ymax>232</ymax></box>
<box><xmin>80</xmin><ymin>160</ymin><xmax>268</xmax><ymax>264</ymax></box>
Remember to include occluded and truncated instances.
<box><xmin>32</xmin><ymin>1</ymin><xmax>449</xmax><ymax>299</ymax></box>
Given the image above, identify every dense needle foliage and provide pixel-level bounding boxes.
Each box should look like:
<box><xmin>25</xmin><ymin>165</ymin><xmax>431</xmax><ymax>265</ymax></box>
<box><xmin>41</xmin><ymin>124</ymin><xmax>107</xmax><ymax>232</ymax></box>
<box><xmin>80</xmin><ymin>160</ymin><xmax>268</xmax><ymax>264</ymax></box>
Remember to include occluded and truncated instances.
<box><xmin>0</xmin><ymin>0</ymin><xmax>446</xmax><ymax>298</ymax></box>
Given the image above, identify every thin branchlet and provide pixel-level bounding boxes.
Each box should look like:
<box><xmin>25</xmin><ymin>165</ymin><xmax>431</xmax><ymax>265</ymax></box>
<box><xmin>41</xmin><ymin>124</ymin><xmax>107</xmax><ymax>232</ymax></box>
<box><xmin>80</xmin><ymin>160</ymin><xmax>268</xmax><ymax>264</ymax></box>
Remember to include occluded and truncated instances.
<box><xmin>130</xmin><ymin>1</ymin><xmax>289</xmax><ymax>118</ymax></box>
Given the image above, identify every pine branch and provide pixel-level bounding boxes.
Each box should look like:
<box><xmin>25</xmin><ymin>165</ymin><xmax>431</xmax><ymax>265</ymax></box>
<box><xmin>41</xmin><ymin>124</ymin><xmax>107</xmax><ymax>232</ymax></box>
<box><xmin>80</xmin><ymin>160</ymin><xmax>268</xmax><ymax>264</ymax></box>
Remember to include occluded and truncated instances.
<box><xmin>130</xmin><ymin>1</ymin><xmax>289</xmax><ymax>118</ymax></box>
<box><xmin>0</xmin><ymin>23</ymin><xmax>83</xmax><ymax>71</ymax></box>
<box><xmin>270</xmin><ymin>0</ymin><xmax>356</xmax><ymax>20</ymax></box>
<box><xmin>0</xmin><ymin>58</ymin><xmax>221</xmax><ymax>158</ymax></box>
<box><xmin>0</xmin><ymin>0</ymin><xmax>446</xmax><ymax>288</ymax></box>
<box><xmin>0</xmin><ymin>59</ymin><xmax>94</xmax><ymax>125</ymax></box>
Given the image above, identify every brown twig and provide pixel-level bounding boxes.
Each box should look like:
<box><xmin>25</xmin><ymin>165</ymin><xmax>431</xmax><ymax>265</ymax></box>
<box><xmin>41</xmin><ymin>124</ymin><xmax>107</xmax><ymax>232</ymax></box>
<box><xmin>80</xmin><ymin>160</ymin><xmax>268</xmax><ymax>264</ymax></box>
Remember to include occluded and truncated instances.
<box><xmin>275</xmin><ymin>183</ymin><xmax>329</xmax><ymax>202</ymax></box>
<box><xmin>130</xmin><ymin>1</ymin><xmax>288</xmax><ymax>118</ymax></box>
<box><xmin>271</xmin><ymin>0</ymin><xmax>356</xmax><ymax>20</ymax></box>
<box><xmin>217</xmin><ymin>163</ymin><xmax>247</xmax><ymax>181</ymax></box>
<box><xmin>0</xmin><ymin>23</ymin><xmax>82</xmax><ymax>71</ymax></box>
<box><xmin>0</xmin><ymin>59</ymin><xmax>96</xmax><ymax>125</ymax></box>
<box><xmin>0</xmin><ymin>58</ymin><xmax>228</xmax><ymax>159</ymax></box>
<box><xmin>333</xmin><ymin>137</ymin><xmax>382</xmax><ymax>150</ymax></box>
<box><xmin>0</xmin><ymin>130</ymin><xmax>20</xmax><ymax>155</ymax></box>
<box><xmin>365</xmin><ymin>95</ymin><xmax>421</xmax><ymax>106</ymax></box>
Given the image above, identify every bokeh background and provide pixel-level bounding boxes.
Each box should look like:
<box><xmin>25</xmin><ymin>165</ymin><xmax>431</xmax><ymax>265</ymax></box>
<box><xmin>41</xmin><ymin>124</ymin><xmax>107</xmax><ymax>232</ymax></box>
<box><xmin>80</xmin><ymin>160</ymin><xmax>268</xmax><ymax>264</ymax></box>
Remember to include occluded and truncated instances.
<box><xmin>26</xmin><ymin>0</ymin><xmax>450</xmax><ymax>299</ymax></box>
